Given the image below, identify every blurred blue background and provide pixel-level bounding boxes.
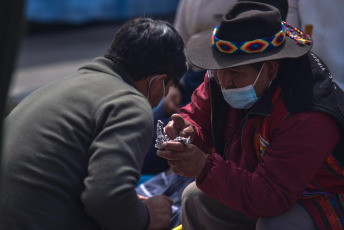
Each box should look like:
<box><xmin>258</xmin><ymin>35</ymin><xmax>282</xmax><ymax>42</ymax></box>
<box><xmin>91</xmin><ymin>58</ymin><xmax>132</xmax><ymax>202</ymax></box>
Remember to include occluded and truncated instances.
<box><xmin>26</xmin><ymin>0</ymin><xmax>180</xmax><ymax>24</ymax></box>
<box><xmin>7</xmin><ymin>0</ymin><xmax>181</xmax><ymax>111</ymax></box>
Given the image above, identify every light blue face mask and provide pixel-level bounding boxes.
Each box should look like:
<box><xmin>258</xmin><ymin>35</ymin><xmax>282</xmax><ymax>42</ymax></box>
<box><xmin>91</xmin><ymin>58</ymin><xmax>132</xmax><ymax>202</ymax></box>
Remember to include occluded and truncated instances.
<box><xmin>221</xmin><ymin>63</ymin><xmax>264</xmax><ymax>109</ymax></box>
<box><xmin>147</xmin><ymin>75</ymin><xmax>165</xmax><ymax>112</ymax></box>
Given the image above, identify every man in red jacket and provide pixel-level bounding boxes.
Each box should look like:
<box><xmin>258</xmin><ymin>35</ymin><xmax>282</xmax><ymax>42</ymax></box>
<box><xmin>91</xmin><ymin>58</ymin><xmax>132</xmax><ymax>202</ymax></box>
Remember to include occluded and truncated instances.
<box><xmin>157</xmin><ymin>2</ymin><xmax>344</xmax><ymax>230</ymax></box>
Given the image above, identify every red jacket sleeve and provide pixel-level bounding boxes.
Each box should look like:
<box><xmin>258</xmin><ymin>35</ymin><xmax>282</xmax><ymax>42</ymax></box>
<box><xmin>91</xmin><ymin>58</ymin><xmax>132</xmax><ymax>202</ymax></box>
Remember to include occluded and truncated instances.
<box><xmin>180</xmin><ymin>74</ymin><xmax>214</xmax><ymax>154</ymax></box>
<box><xmin>196</xmin><ymin>111</ymin><xmax>340</xmax><ymax>218</ymax></box>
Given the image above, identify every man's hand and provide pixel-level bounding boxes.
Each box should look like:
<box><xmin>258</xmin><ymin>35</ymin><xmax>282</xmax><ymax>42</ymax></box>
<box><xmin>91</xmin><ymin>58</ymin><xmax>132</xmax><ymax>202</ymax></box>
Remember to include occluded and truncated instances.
<box><xmin>164</xmin><ymin>114</ymin><xmax>195</xmax><ymax>142</ymax></box>
<box><xmin>157</xmin><ymin>141</ymin><xmax>207</xmax><ymax>177</ymax></box>
<box><xmin>143</xmin><ymin>195</ymin><xmax>174</xmax><ymax>230</ymax></box>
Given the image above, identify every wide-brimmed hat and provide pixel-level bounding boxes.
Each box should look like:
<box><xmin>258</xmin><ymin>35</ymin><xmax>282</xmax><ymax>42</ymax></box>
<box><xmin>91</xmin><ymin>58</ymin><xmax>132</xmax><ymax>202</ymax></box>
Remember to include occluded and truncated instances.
<box><xmin>213</xmin><ymin>0</ymin><xmax>289</xmax><ymax>21</ymax></box>
<box><xmin>187</xmin><ymin>2</ymin><xmax>312</xmax><ymax>70</ymax></box>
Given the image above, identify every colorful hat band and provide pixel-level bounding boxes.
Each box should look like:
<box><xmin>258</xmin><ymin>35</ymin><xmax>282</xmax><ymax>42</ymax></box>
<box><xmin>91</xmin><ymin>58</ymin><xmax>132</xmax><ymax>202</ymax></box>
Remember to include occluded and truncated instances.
<box><xmin>281</xmin><ymin>21</ymin><xmax>312</xmax><ymax>45</ymax></box>
<box><xmin>212</xmin><ymin>21</ymin><xmax>312</xmax><ymax>54</ymax></box>
<box><xmin>212</xmin><ymin>26</ymin><xmax>285</xmax><ymax>54</ymax></box>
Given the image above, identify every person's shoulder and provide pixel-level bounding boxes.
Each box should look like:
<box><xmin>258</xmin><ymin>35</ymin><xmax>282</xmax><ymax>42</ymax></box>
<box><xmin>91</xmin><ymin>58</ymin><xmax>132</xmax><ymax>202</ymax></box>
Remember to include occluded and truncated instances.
<box><xmin>286</xmin><ymin>111</ymin><xmax>339</xmax><ymax>132</ymax></box>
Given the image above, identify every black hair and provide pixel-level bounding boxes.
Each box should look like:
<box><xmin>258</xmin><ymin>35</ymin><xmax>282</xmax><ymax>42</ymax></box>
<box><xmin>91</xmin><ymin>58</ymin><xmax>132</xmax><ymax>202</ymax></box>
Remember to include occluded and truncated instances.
<box><xmin>104</xmin><ymin>17</ymin><xmax>187</xmax><ymax>86</ymax></box>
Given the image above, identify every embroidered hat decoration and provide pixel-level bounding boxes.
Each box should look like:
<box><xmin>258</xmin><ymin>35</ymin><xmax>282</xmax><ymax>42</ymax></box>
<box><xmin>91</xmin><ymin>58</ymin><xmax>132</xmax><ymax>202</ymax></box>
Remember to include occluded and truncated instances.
<box><xmin>282</xmin><ymin>21</ymin><xmax>312</xmax><ymax>45</ymax></box>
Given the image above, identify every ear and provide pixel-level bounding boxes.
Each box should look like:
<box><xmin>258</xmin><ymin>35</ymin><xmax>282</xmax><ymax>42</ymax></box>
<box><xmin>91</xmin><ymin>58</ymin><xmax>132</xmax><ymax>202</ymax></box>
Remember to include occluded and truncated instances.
<box><xmin>265</xmin><ymin>61</ymin><xmax>280</xmax><ymax>81</ymax></box>
<box><xmin>152</xmin><ymin>74</ymin><xmax>167</xmax><ymax>84</ymax></box>
<box><xmin>136</xmin><ymin>74</ymin><xmax>167</xmax><ymax>97</ymax></box>
<box><xmin>149</xmin><ymin>74</ymin><xmax>168</xmax><ymax>98</ymax></box>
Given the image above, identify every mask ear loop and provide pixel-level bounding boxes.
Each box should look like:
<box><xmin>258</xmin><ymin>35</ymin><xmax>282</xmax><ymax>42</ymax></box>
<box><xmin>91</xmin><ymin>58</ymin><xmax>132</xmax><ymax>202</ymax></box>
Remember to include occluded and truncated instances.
<box><xmin>146</xmin><ymin>75</ymin><xmax>160</xmax><ymax>100</ymax></box>
<box><xmin>162</xmin><ymin>80</ymin><xmax>165</xmax><ymax>98</ymax></box>
<box><xmin>253</xmin><ymin>63</ymin><xmax>265</xmax><ymax>87</ymax></box>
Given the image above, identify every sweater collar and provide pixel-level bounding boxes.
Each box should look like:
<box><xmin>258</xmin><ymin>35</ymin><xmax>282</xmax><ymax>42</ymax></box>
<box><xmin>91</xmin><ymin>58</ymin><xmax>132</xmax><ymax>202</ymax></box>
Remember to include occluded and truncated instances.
<box><xmin>79</xmin><ymin>57</ymin><xmax>136</xmax><ymax>88</ymax></box>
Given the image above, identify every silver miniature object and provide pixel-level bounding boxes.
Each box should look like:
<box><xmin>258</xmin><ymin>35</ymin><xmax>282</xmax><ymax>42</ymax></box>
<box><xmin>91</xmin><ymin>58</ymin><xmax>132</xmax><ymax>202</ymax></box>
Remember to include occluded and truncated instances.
<box><xmin>155</xmin><ymin>120</ymin><xmax>169</xmax><ymax>149</ymax></box>
<box><xmin>173</xmin><ymin>136</ymin><xmax>191</xmax><ymax>144</ymax></box>
<box><xmin>155</xmin><ymin>120</ymin><xmax>191</xmax><ymax>149</ymax></box>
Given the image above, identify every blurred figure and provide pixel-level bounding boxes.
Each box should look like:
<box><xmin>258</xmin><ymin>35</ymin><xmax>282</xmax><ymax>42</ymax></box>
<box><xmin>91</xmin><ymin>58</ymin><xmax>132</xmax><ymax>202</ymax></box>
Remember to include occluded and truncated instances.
<box><xmin>174</xmin><ymin>0</ymin><xmax>236</xmax><ymax>45</ymax></box>
<box><xmin>174</xmin><ymin>0</ymin><xmax>288</xmax><ymax>44</ymax></box>
<box><xmin>0</xmin><ymin>17</ymin><xmax>187</xmax><ymax>230</ymax></box>
<box><xmin>0</xmin><ymin>0</ymin><xmax>26</xmax><ymax>164</ymax></box>
<box><xmin>287</xmin><ymin>0</ymin><xmax>344</xmax><ymax>90</ymax></box>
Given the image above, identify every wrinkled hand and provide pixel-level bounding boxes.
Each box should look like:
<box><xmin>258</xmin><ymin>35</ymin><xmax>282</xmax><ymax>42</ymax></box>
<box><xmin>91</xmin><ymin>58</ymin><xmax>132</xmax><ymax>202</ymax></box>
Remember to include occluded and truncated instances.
<box><xmin>163</xmin><ymin>86</ymin><xmax>182</xmax><ymax>116</ymax></box>
<box><xmin>143</xmin><ymin>195</ymin><xmax>174</xmax><ymax>230</ymax></box>
<box><xmin>164</xmin><ymin>114</ymin><xmax>195</xmax><ymax>142</ymax></box>
<box><xmin>157</xmin><ymin>141</ymin><xmax>207</xmax><ymax>178</ymax></box>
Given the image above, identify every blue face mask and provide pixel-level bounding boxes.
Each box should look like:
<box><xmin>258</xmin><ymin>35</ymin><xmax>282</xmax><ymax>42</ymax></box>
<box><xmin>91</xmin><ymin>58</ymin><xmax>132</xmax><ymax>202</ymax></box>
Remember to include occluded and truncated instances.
<box><xmin>152</xmin><ymin>99</ymin><xmax>164</xmax><ymax>112</ymax></box>
<box><xmin>147</xmin><ymin>75</ymin><xmax>165</xmax><ymax>112</ymax></box>
<box><xmin>221</xmin><ymin>63</ymin><xmax>264</xmax><ymax>109</ymax></box>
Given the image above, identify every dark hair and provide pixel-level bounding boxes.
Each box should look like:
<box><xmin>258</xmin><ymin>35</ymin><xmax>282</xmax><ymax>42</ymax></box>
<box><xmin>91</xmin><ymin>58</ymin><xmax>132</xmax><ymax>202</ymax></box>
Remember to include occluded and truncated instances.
<box><xmin>104</xmin><ymin>17</ymin><xmax>187</xmax><ymax>86</ymax></box>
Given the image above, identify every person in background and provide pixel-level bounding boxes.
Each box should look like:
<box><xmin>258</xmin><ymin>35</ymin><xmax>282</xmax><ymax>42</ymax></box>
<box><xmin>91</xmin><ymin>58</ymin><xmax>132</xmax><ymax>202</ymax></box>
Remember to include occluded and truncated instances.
<box><xmin>158</xmin><ymin>2</ymin><xmax>344</xmax><ymax>229</ymax></box>
<box><xmin>174</xmin><ymin>0</ymin><xmax>288</xmax><ymax>45</ymax></box>
<box><xmin>286</xmin><ymin>0</ymin><xmax>344</xmax><ymax>90</ymax></box>
<box><xmin>0</xmin><ymin>17</ymin><xmax>187</xmax><ymax>230</ymax></box>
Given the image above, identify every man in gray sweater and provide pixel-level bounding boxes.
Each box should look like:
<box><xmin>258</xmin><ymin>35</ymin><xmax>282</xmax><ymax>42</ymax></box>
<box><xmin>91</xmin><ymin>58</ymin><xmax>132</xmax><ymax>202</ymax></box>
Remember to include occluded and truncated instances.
<box><xmin>0</xmin><ymin>17</ymin><xmax>187</xmax><ymax>230</ymax></box>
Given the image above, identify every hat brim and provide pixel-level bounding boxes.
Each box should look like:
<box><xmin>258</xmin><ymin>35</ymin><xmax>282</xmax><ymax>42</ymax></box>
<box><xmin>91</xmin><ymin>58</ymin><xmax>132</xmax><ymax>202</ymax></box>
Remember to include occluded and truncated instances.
<box><xmin>186</xmin><ymin>28</ymin><xmax>312</xmax><ymax>70</ymax></box>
